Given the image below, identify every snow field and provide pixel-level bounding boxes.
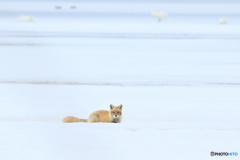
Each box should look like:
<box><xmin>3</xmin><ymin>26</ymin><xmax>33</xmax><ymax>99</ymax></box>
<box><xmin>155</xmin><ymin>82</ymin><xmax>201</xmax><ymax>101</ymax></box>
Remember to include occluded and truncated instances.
<box><xmin>1</xmin><ymin>1</ymin><xmax>240</xmax><ymax>159</ymax></box>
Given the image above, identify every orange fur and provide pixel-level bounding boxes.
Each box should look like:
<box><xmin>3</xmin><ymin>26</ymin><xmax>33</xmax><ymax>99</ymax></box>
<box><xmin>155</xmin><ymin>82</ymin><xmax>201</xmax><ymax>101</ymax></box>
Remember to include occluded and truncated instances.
<box><xmin>62</xmin><ymin>104</ymin><xmax>122</xmax><ymax>123</ymax></box>
<box><xmin>62</xmin><ymin>116</ymin><xmax>87</xmax><ymax>123</ymax></box>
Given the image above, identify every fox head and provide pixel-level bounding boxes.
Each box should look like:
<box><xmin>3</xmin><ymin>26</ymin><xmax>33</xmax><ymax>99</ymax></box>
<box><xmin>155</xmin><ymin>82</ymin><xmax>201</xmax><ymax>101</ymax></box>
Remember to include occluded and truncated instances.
<box><xmin>110</xmin><ymin>104</ymin><xmax>122</xmax><ymax>118</ymax></box>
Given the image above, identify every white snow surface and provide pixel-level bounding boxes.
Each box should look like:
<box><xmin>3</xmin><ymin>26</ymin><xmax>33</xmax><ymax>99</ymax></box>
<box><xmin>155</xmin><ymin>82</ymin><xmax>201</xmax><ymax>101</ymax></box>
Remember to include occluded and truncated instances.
<box><xmin>0</xmin><ymin>1</ymin><xmax>240</xmax><ymax>160</ymax></box>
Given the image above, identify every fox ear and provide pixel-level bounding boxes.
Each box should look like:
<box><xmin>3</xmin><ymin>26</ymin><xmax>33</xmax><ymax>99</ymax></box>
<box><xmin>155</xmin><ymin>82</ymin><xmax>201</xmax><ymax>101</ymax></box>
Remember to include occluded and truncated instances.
<box><xmin>110</xmin><ymin>104</ymin><xmax>113</xmax><ymax>109</ymax></box>
<box><xmin>119</xmin><ymin>104</ymin><xmax>122</xmax><ymax>109</ymax></box>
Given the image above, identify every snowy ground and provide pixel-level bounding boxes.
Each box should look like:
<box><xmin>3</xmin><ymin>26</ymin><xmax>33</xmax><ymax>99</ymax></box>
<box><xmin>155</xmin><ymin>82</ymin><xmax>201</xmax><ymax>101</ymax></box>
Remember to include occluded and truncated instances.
<box><xmin>1</xmin><ymin>84</ymin><xmax>240</xmax><ymax>160</ymax></box>
<box><xmin>0</xmin><ymin>0</ymin><xmax>240</xmax><ymax>159</ymax></box>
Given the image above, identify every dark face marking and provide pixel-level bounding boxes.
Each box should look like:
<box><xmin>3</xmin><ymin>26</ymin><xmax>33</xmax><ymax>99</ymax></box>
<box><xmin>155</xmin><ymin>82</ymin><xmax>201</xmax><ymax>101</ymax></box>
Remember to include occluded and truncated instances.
<box><xmin>111</xmin><ymin>110</ymin><xmax>121</xmax><ymax>116</ymax></box>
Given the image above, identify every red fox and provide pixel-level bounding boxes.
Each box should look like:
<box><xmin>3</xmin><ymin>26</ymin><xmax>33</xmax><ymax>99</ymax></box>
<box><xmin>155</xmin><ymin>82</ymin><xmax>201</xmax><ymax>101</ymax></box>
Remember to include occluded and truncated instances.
<box><xmin>62</xmin><ymin>104</ymin><xmax>122</xmax><ymax>123</ymax></box>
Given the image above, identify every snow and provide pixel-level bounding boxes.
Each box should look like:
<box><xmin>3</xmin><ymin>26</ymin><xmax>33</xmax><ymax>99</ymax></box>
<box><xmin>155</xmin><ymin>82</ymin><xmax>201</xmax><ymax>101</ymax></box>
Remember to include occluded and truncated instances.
<box><xmin>1</xmin><ymin>84</ymin><xmax>240</xmax><ymax>160</ymax></box>
<box><xmin>0</xmin><ymin>0</ymin><xmax>240</xmax><ymax>159</ymax></box>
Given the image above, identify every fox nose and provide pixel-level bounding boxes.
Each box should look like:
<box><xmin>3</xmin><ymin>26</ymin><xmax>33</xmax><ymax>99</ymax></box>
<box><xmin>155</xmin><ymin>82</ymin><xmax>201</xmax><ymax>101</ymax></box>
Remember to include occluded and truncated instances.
<box><xmin>115</xmin><ymin>115</ymin><xmax>118</xmax><ymax>117</ymax></box>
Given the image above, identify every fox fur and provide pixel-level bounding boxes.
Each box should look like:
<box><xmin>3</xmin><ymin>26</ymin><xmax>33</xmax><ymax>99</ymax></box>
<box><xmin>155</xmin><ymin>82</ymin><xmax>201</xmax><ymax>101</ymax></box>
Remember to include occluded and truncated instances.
<box><xmin>62</xmin><ymin>104</ymin><xmax>122</xmax><ymax>123</ymax></box>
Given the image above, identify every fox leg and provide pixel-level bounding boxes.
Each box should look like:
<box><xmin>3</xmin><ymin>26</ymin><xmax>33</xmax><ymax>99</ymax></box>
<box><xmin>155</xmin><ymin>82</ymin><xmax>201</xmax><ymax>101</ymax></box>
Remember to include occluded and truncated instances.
<box><xmin>87</xmin><ymin>114</ymin><xmax>99</xmax><ymax>123</ymax></box>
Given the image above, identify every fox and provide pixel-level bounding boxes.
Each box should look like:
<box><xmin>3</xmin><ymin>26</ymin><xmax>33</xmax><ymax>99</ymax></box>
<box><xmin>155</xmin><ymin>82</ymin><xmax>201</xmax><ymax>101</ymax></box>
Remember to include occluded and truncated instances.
<box><xmin>62</xmin><ymin>104</ymin><xmax>122</xmax><ymax>123</ymax></box>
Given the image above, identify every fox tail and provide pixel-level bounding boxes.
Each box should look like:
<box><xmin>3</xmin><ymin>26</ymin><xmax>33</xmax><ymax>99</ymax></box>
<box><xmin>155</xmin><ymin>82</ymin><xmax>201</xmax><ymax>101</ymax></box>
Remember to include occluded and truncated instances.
<box><xmin>62</xmin><ymin>116</ymin><xmax>87</xmax><ymax>123</ymax></box>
